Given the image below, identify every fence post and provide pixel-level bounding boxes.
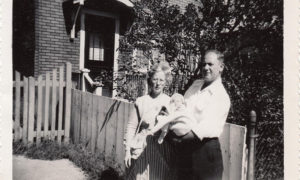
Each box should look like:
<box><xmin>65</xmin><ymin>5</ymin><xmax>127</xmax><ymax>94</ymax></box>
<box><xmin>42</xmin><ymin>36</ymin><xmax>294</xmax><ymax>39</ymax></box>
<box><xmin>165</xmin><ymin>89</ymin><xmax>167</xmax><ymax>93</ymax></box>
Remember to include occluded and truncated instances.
<box><xmin>94</xmin><ymin>83</ymin><xmax>104</xmax><ymax>96</ymax></box>
<box><xmin>64</xmin><ymin>62</ymin><xmax>72</xmax><ymax>144</ymax></box>
<box><xmin>247</xmin><ymin>110</ymin><xmax>258</xmax><ymax>180</ymax></box>
<box><xmin>14</xmin><ymin>71</ymin><xmax>21</xmax><ymax>140</ymax></box>
<box><xmin>27</xmin><ymin>77</ymin><xmax>35</xmax><ymax>145</ymax></box>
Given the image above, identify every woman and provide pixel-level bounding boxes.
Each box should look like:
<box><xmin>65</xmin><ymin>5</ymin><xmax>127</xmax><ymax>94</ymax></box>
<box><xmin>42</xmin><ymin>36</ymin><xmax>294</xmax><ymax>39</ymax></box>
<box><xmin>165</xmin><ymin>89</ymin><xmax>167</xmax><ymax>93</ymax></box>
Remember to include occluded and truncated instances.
<box><xmin>124</xmin><ymin>61</ymin><xmax>177</xmax><ymax>180</ymax></box>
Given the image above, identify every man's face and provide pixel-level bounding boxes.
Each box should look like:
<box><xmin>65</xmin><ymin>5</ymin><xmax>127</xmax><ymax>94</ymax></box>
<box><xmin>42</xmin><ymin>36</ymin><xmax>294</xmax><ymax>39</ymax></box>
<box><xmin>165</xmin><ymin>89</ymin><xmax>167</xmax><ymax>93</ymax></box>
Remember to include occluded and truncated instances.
<box><xmin>202</xmin><ymin>52</ymin><xmax>224</xmax><ymax>84</ymax></box>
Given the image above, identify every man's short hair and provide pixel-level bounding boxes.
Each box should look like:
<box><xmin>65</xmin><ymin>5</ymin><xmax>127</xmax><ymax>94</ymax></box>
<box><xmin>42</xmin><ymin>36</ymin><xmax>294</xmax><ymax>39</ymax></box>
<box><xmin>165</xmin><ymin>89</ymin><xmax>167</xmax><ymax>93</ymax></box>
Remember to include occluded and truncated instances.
<box><xmin>205</xmin><ymin>50</ymin><xmax>224</xmax><ymax>63</ymax></box>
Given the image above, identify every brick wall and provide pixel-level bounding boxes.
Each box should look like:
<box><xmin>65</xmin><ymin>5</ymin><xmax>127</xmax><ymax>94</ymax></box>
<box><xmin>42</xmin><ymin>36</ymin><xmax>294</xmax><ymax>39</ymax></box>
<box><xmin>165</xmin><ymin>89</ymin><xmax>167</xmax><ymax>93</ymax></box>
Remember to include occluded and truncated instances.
<box><xmin>34</xmin><ymin>0</ymin><xmax>80</xmax><ymax>77</ymax></box>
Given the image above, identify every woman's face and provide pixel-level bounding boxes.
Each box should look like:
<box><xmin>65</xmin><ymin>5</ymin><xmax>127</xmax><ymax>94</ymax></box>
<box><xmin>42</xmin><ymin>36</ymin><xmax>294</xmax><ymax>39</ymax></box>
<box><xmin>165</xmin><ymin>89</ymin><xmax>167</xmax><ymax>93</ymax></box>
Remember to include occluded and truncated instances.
<box><xmin>150</xmin><ymin>71</ymin><xmax>166</xmax><ymax>95</ymax></box>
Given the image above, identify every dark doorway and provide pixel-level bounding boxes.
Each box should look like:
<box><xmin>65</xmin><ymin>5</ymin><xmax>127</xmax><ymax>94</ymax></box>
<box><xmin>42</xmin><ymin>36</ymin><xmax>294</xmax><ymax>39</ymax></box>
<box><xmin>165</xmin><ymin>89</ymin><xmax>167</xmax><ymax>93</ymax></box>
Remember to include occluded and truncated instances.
<box><xmin>13</xmin><ymin>0</ymin><xmax>35</xmax><ymax>77</ymax></box>
<box><xmin>84</xmin><ymin>14</ymin><xmax>115</xmax><ymax>97</ymax></box>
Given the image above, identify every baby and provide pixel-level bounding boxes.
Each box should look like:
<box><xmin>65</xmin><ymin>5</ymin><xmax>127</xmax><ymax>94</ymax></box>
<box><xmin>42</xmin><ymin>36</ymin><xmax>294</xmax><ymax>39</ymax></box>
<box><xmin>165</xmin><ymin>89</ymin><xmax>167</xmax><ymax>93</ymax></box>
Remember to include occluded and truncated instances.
<box><xmin>150</xmin><ymin>93</ymin><xmax>195</xmax><ymax>144</ymax></box>
<box><xmin>129</xmin><ymin>93</ymin><xmax>194</xmax><ymax>159</ymax></box>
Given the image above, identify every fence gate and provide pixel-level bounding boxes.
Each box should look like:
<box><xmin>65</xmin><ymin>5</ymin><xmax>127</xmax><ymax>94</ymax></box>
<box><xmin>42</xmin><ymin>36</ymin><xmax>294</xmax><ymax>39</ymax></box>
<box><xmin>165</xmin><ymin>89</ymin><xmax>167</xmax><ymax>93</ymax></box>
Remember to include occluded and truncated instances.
<box><xmin>13</xmin><ymin>62</ymin><xmax>72</xmax><ymax>145</ymax></box>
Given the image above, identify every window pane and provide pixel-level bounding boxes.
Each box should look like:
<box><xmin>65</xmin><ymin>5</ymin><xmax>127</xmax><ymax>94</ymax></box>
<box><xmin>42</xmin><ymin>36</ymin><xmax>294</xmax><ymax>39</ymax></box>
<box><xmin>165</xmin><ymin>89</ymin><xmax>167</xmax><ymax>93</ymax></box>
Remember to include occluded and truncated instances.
<box><xmin>88</xmin><ymin>33</ymin><xmax>104</xmax><ymax>61</ymax></box>
<box><xmin>94</xmin><ymin>34</ymin><xmax>100</xmax><ymax>61</ymax></box>
<box><xmin>99</xmin><ymin>39</ymin><xmax>104</xmax><ymax>61</ymax></box>
<box><xmin>89</xmin><ymin>33</ymin><xmax>94</xmax><ymax>60</ymax></box>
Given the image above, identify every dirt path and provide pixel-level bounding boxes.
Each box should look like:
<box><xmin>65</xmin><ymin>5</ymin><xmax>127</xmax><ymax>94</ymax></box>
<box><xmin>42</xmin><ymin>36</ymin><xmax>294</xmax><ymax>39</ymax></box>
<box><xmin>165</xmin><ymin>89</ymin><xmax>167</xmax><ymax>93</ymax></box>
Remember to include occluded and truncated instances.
<box><xmin>13</xmin><ymin>155</ymin><xmax>88</xmax><ymax>180</ymax></box>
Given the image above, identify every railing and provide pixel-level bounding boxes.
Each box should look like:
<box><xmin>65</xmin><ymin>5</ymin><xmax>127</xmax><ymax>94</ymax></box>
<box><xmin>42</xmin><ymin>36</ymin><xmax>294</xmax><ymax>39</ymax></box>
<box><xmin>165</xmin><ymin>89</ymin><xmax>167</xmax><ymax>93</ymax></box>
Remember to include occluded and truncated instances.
<box><xmin>13</xmin><ymin>62</ymin><xmax>72</xmax><ymax>145</ymax></box>
<box><xmin>80</xmin><ymin>68</ymin><xmax>104</xmax><ymax>95</ymax></box>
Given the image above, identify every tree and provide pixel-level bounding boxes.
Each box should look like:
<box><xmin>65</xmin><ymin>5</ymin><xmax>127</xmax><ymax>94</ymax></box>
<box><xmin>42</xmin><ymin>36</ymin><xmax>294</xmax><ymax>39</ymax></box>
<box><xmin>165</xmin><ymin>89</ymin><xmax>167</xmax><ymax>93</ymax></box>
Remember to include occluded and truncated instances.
<box><xmin>117</xmin><ymin>0</ymin><xmax>283</xmax><ymax>179</ymax></box>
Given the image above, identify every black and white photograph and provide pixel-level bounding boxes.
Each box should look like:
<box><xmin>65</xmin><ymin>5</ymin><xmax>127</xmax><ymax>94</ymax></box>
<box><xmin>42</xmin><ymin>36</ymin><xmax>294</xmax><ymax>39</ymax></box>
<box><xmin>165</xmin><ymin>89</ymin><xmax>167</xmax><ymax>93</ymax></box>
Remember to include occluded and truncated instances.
<box><xmin>1</xmin><ymin>0</ymin><xmax>292</xmax><ymax>179</ymax></box>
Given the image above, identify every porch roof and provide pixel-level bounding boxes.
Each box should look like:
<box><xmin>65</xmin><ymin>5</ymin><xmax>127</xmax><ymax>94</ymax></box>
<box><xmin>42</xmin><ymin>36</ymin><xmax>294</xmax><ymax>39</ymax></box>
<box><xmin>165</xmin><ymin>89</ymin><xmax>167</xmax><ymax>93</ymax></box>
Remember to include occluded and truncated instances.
<box><xmin>73</xmin><ymin>0</ymin><xmax>134</xmax><ymax>8</ymax></box>
<box><xmin>64</xmin><ymin>0</ymin><xmax>135</xmax><ymax>39</ymax></box>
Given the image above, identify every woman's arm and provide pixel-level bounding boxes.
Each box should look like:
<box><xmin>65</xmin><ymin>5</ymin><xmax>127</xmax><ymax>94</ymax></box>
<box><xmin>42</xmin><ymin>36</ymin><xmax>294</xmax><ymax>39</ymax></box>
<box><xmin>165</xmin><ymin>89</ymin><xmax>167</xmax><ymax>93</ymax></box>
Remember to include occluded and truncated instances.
<box><xmin>124</xmin><ymin>100</ymin><xmax>142</xmax><ymax>168</ymax></box>
<box><xmin>124</xmin><ymin>102</ymin><xmax>141</xmax><ymax>151</ymax></box>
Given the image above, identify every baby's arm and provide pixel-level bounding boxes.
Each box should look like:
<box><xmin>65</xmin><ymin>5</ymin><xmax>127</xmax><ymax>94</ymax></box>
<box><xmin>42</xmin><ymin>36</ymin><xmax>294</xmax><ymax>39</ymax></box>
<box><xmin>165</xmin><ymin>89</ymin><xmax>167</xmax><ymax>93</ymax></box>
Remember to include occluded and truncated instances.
<box><xmin>150</xmin><ymin>111</ymin><xmax>191</xmax><ymax>135</ymax></box>
<box><xmin>150</xmin><ymin>116</ymin><xmax>172</xmax><ymax>135</ymax></box>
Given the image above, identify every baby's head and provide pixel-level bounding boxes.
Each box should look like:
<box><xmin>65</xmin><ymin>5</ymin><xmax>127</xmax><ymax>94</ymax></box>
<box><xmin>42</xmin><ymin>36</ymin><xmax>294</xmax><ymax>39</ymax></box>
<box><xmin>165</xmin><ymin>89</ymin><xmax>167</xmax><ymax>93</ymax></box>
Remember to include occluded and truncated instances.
<box><xmin>170</xmin><ymin>93</ymin><xmax>186</xmax><ymax>111</ymax></box>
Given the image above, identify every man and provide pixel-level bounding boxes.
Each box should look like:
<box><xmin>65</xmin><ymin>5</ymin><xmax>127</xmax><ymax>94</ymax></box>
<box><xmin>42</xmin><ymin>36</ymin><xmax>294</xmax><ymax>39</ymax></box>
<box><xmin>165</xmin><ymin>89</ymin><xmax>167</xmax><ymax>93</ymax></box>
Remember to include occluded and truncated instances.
<box><xmin>169</xmin><ymin>50</ymin><xmax>231</xmax><ymax>180</ymax></box>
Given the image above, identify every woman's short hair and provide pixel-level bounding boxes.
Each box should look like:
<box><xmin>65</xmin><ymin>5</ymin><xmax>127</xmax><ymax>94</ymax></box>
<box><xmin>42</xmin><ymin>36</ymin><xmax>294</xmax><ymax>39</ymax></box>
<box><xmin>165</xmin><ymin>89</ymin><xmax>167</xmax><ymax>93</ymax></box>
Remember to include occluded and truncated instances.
<box><xmin>147</xmin><ymin>61</ymin><xmax>172</xmax><ymax>86</ymax></box>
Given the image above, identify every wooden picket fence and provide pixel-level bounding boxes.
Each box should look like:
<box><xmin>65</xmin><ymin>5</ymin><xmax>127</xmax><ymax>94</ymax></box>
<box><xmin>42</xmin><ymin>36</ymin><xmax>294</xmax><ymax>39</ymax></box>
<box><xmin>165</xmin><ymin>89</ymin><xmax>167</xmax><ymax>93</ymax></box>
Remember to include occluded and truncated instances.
<box><xmin>70</xmin><ymin>89</ymin><xmax>248</xmax><ymax>180</ymax></box>
<box><xmin>71</xmin><ymin>89</ymin><xmax>132</xmax><ymax>165</ymax></box>
<box><xmin>220</xmin><ymin>123</ymin><xmax>248</xmax><ymax>180</ymax></box>
<box><xmin>13</xmin><ymin>62</ymin><xmax>72</xmax><ymax>145</ymax></box>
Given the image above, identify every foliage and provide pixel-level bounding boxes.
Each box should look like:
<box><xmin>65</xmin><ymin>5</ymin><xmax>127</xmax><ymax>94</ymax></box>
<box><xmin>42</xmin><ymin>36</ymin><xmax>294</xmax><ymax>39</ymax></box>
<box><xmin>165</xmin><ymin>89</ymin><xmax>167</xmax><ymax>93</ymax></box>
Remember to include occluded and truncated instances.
<box><xmin>119</xmin><ymin>0</ymin><xmax>282</xmax><ymax>74</ymax></box>
<box><xmin>117</xmin><ymin>0</ymin><xmax>283</xmax><ymax>179</ymax></box>
<box><xmin>118</xmin><ymin>0</ymin><xmax>283</xmax><ymax>124</ymax></box>
<box><xmin>223</xmin><ymin>57</ymin><xmax>283</xmax><ymax>125</ymax></box>
<box><xmin>13</xmin><ymin>141</ymin><xmax>125</xmax><ymax>180</ymax></box>
<box><xmin>223</xmin><ymin>56</ymin><xmax>283</xmax><ymax>179</ymax></box>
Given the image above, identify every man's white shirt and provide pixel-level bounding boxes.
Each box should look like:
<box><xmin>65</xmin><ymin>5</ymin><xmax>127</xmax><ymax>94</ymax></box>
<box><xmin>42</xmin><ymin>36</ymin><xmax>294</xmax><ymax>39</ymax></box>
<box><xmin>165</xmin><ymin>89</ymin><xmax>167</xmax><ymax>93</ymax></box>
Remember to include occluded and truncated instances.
<box><xmin>184</xmin><ymin>77</ymin><xmax>231</xmax><ymax>140</ymax></box>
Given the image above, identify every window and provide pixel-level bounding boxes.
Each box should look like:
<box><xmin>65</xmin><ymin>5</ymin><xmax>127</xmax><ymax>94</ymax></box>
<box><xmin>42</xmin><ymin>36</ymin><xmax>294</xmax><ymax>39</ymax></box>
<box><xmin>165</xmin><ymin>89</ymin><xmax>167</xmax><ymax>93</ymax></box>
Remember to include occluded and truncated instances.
<box><xmin>88</xmin><ymin>32</ymin><xmax>104</xmax><ymax>61</ymax></box>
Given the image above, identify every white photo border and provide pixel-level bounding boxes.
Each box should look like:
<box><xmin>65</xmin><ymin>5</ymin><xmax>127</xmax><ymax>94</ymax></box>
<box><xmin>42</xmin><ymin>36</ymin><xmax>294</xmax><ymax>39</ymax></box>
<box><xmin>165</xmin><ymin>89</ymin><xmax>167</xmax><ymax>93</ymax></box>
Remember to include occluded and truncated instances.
<box><xmin>0</xmin><ymin>0</ymin><xmax>298</xmax><ymax>179</ymax></box>
<box><xmin>284</xmin><ymin>0</ymin><xmax>299</xmax><ymax>179</ymax></box>
<box><xmin>0</xmin><ymin>0</ymin><xmax>13</xmax><ymax>179</ymax></box>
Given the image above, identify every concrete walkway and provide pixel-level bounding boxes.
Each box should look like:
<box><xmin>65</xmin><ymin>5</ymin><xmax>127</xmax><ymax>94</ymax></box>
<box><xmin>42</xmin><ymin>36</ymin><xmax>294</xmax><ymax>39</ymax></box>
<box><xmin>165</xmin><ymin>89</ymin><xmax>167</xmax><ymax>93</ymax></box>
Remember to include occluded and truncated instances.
<box><xmin>13</xmin><ymin>155</ymin><xmax>87</xmax><ymax>180</ymax></box>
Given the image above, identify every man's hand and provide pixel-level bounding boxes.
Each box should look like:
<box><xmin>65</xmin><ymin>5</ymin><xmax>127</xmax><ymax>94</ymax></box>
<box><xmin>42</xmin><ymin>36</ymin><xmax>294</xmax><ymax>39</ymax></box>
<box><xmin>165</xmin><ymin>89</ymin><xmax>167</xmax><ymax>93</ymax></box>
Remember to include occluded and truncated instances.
<box><xmin>168</xmin><ymin>130</ymin><xmax>196</xmax><ymax>143</ymax></box>
<box><xmin>124</xmin><ymin>150</ymin><xmax>132</xmax><ymax>168</ymax></box>
<box><xmin>180</xmin><ymin>130</ymin><xmax>196</xmax><ymax>141</ymax></box>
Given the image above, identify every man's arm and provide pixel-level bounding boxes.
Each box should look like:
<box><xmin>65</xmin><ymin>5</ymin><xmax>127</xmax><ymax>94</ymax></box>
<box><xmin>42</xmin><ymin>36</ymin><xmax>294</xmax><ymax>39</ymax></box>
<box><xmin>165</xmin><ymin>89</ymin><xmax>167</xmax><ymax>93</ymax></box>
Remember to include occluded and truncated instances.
<box><xmin>170</xmin><ymin>95</ymin><xmax>230</xmax><ymax>141</ymax></box>
<box><xmin>190</xmin><ymin>95</ymin><xmax>230</xmax><ymax>140</ymax></box>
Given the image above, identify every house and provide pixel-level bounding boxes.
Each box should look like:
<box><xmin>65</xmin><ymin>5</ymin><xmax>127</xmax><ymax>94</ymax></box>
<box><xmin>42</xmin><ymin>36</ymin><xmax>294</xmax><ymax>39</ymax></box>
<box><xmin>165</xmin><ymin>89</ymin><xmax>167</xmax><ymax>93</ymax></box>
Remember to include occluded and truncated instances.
<box><xmin>13</xmin><ymin>0</ymin><xmax>199</xmax><ymax>98</ymax></box>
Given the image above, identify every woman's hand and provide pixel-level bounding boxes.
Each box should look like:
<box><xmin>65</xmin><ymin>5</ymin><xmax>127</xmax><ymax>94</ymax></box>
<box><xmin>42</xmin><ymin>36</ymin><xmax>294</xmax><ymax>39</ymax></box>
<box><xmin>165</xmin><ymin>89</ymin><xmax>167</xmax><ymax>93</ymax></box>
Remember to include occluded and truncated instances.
<box><xmin>125</xmin><ymin>150</ymin><xmax>132</xmax><ymax>168</ymax></box>
<box><xmin>158</xmin><ymin>106</ymin><xmax>169</xmax><ymax>116</ymax></box>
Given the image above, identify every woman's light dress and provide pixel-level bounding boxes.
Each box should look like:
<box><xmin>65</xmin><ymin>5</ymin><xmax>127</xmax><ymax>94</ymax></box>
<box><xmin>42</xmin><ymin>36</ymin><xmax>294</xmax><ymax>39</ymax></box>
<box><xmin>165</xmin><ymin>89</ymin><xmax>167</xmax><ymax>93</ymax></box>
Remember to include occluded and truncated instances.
<box><xmin>125</xmin><ymin>94</ymin><xmax>177</xmax><ymax>180</ymax></box>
